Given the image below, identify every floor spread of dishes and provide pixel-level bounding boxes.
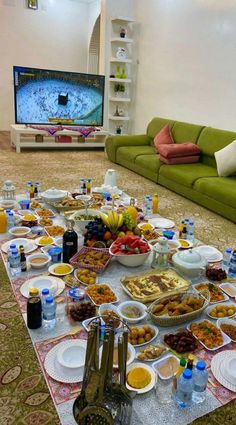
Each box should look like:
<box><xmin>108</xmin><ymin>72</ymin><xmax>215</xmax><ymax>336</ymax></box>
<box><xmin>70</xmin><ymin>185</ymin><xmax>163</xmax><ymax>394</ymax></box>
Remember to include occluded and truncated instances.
<box><xmin>1</xmin><ymin>183</ymin><xmax>236</xmax><ymax>424</ymax></box>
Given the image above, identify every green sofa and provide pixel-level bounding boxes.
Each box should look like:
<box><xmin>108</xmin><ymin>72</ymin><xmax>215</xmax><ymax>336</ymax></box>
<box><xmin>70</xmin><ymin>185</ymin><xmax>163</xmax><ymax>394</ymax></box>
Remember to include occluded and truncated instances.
<box><xmin>105</xmin><ymin>117</ymin><xmax>236</xmax><ymax>223</ymax></box>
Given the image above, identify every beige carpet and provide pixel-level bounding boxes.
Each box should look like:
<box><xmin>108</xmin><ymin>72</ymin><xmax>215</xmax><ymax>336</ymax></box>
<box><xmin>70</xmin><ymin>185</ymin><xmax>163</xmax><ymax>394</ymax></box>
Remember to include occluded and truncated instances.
<box><xmin>1</xmin><ymin>146</ymin><xmax>235</xmax><ymax>251</ymax></box>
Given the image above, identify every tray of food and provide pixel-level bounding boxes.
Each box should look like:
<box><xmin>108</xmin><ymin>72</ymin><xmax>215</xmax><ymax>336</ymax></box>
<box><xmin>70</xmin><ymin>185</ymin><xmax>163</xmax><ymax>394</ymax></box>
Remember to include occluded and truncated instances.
<box><xmin>39</xmin><ymin>218</ymin><xmax>53</xmax><ymax>227</ymax></box>
<box><xmin>188</xmin><ymin>319</ymin><xmax>231</xmax><ymax>351</ymax></box>
<box><xmin>36</xmin><ymin>208</ymin><xmax>55</xmax><ymax>218</ymax></box>
<box><xmin>86</xmin><ymin>283</ymin><xmax>118</xmax><ymax>306</ymax></box>
<box><xmin>217</xmin><ymin>319</ymin><xmax>236</xmax><ymax>342</ymax></box>
<box><xmin>128</xmin><ymin>324</ymin><xmax>158</xmax><ymax>347</ymax></box>
<box><xmin>193</xmin><ymin>282</ymin><xmax>229</xmax><ymax>304</ymax></box>
<box><xmin>149</xmin><ymin>290</ymin><xmax>210</xmax><ymax>326</ymax></box>
<box><xmin>206</xmin><ymin>303</ymin><xmax>236</xmax><ymax>320</ymax></box>
<box><xmin>136</xmin><ymin>344</ymin><xmax>168</xmax><ymax>361</ymax></box>
<box><xmin>120</xmin><ymin>268</ymin><xmax>190</xmax><ymax>303</ymax></box>
<box><xmin>45</xmin><ymin>225</ymin><xmax>65</xmax><ymax>237</ymax></box>
<box><xmin>163</xmin><ymin>329</ymin><xmax>198</xmax><ymax>355</ymax></box>
<box><xmin>70</xmin><ymin>246</ymin><xmax>112</xmax><ymax>273</ymax></box>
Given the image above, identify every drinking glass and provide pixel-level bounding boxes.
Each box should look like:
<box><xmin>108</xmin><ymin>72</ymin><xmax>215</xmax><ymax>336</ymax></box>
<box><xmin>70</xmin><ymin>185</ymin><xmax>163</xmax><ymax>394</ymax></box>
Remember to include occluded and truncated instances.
<box><xmin>56</xmin><ymin>295</ymin><xmax>67</xmax><ymax>322</ymax></box>
<box><xmin>155</xmin><ymin>366</ymin><xmax>174</xmax><ymax>404</ymax></box>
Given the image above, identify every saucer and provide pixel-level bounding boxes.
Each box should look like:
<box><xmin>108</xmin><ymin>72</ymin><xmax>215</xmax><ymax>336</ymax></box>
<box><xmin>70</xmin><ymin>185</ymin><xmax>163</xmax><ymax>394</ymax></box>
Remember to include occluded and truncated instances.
<box><xmin>20</xmin><ymin>275</ymin><xmax>64</xmax><ymax>298</ymax></box>
<box><xmin>148</xmin><ymin>218</ymin><xmax>175</xmax><ymax>229</ymax></box>
<box><xmin>211</xmin><ymin>350</ymin><xmax>236</xmax><ymax>392</ymax></box>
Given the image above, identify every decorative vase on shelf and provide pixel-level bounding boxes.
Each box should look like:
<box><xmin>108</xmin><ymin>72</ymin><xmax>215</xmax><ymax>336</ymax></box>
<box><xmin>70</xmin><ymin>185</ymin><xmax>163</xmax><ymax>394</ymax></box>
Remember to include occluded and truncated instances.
<box><xmin>120</xmin><ymin>68</ymin><xmax>127</xmax><ymax>79</ymax></box>
<box><xmin>116</xmin><ymin>126</ymin><xmax>122</xmax><ymax>134</ymax></box>
<box><xmin>115</xmin><ymin>65</ymin><xmax>122</xmax><ymax>79</ymax></box>
<box><xmin>120</xmin><ymin>27</ymin><xmax>126</xmax><ymax>38</ymax></box>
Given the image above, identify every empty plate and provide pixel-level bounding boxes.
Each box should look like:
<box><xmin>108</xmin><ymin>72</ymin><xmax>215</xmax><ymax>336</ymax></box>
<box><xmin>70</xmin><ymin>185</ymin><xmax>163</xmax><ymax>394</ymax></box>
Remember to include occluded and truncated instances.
<box><xmin>57</xmin><ymin>340</ymin><xmax>86</xmax><ymax>369</ymax></box>
<box><xmin>148</xmin><ymin>218</ymin><xmax>175</xmax><ymax>229</ymax></box>
<box><xmin>211</xmin><ymin>350</ymin><xmax>236</xmax><ymax>392</ymax></box>
<box><xmin>1</xmin><ymin>238</ymin><xmax>37</xmax><ymax>254</ymax></box>
<box><xmin>193</xmin><ymin>245</ymin><xmax>223</xmax><ymax>262</ymax></box>
<box><xmin>20</xmin><ymin>275</ymin><xmax>63</xmax><ymax>298</ymax></box>
<box><xmin>221</xmin><ymin>356</ymin><xmax>236</xmax><ymax>386</ymax></box>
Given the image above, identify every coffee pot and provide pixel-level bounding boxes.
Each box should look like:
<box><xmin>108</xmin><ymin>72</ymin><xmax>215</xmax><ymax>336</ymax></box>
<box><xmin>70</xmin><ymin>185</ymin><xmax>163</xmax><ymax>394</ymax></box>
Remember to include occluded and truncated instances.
<box><xmin>104</xmin><ymin>169</ymin><xmax>117</xmax><ymax>187</ymax></box>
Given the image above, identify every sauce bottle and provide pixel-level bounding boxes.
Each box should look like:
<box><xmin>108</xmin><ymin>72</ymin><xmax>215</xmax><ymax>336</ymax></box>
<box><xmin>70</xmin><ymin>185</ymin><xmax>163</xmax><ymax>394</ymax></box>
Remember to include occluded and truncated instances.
<box><xmin>19</xmin><ymin>245</ymin><xmax>27</xmax><ymax>272</ymax></box>
<box><xmin>87</xmin><ymin>178</ymin><xmax>92</xmax><ymax>194</ymax></box>
<box><xmin>63</xmin><ymin>219</ymin><xmax>78</xmax><ymax>263</ymax></box>
<box><xmin>0</xmin><ymin>208</ymin><xmax>7</xmax><ymax>233</ymax></box>
<box><xmin>172</xmin><ymin>358</ymin><xmax>186</xmax><ymax>393</ymax></box>
<box><xmin>29</xmin><ymin>184</ymin><xmax>35</xmax><ymax>200</ymax></box>
<box><xmin>186</xmin><ymin>353</ymin><xmax>195</xmax><ymax>370</ymax></box>
<box><xmin>27</xmin><ymin>288</ymin><xmax>42</xmax><ymax>329</ymax></box>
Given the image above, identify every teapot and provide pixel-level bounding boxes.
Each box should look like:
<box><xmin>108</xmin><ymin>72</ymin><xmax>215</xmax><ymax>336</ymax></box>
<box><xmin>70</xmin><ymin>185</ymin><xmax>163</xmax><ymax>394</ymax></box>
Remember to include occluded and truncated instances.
<box><xmin>104</xmin><ymin>169</ymin><xmax>117</xmax><ymax>187</ymax></box>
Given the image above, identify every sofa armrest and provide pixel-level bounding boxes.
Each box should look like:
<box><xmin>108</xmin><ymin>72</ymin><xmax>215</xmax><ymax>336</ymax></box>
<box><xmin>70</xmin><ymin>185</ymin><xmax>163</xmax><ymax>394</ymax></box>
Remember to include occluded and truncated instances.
<box><xmin>105</xmin><ymin>134</ymin><xmax>152</xmax><ymax>163</ymax></box>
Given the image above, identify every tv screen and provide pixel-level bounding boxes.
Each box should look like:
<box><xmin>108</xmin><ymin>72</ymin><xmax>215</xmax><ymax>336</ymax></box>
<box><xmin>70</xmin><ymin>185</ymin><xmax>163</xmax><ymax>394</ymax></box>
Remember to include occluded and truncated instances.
<box><xmin>13</xmin><ymin>66</ymin><xmax>105</xmax><ymax>126</ymax></box>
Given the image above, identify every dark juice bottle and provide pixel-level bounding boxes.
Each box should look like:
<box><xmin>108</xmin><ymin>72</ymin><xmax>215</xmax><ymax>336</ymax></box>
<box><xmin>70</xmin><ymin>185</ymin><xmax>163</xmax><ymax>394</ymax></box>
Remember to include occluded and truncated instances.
<box><xmin>27</xmin><ymin>288</ymin><xmax>42</xmax><ymax>329</ymax></box>
<box><xmin>63</xmin><ymin>219</ymin><xmax>78</xmax><ymax>263</ymax></box>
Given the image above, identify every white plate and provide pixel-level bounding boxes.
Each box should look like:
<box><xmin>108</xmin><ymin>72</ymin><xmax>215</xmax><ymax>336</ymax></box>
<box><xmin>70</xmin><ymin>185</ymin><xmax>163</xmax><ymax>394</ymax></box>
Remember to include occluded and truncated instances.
<box><xmin>193</xmin><ymin>245</ymin><xmax>223</xmax><ymax>262</ymax></box>
<box><xmin>99</xmin><ymin>343</ymin><xmax>136</xmax><ymax>368</ymax></box>
<box><xmin>44</xmin><ymin>340</ymin><xmax>85</xmax><ymax>383</ymax></box>
<box><xmin>219</xmin><ymin>283</ymin><xmax>236</xmax><ymax>298</ymax></box>
<box><xmin>35</xmin><ymin>236</ymin><xmax>55</xmax><ymax>246</ymax></box>
<box><xmin>187</xmin><ymin>320</ymin><xmax>231</xmax><ymax>351</ymax></box>
<box><xmin>221</xmin><ymin>355</ymin><xmax>236</xmax><ymax>385</ymax></box>
<box><xmin>148</xmin><ymin>218</ymin><xmax>175</xmax><ymax>229</ymax></box>
<box><xmin>57</xmin><ymin>340</ymin><xmax>87</xmax><ymax>369</ymax></box>
<box><xmin>193</xmin><ymin>283</ymin><xmax>229</xmax><ymax>304</ymax></box>
<box><xmin>86</xmin><ymin>283</ymin><xmax>119</xmax><ymax>306</ymax></box>
<box><xmin>137</xmin><ymin>345</ymin><xmax>168</xmax><ymax>363</ymax></box>
<box><xmin>48</xmin><ymin>263</ymin><xmax>74</xmax><ymax>276</ymax></box>
<box><xmin>20</xmin><ymin>275</ymin><xmax>64</xmax><ymax>298</ymax></box>
<box><xmin>36</xmin><ymin>209</ymin><xmax>55</xmax><ymax>218</ymax></box>
<box><xmin>129</xmin><ymin>324</ymin><xmax>159</xmax><ymax>348</ymax></box>
<box><xmin>211</xmin><ymin>350</ymin><xmax>236</xmax><ymax>392</ymax></box>
<box><xmin>206</xmin><ymin>303</ymin><xmax>236</xmax><ymax>320</ymax></box>
<box><xmin>126</xmin><ymin>362</ymin><xmax>156</xmax><ymax>394</ymax></box>
<box><xmin>1</xmin><ymin>238</ymin><xmax>37</xmax><ymax>254</ymax></box>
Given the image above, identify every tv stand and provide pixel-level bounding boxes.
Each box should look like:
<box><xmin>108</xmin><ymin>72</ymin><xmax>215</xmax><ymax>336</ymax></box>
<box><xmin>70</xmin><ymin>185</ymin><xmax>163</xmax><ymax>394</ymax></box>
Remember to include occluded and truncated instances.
<box><xmin>10</xmin><ymin>125</ymin><xmax>109</xmax><ymax>153</ymax></box>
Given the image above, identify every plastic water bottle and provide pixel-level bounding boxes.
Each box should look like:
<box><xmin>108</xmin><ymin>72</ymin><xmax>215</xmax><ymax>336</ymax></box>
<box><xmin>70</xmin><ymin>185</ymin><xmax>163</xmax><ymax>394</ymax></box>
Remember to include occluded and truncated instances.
<box><xmin>43</xmin><ymin>296</ymin><xmax>56</xmax><ymax>329</ymax></box>
<box><xmin>188</xmin><ymin>221</ymin><xmax>195</xmax><ymax>240</ymax></box>
<box><xmin>8</xmin><ymin>212</ymin><xmax>15</xmax><ymax>229</ymax></box>
<box><xmin>175</xmin><ymin>369</ymin><xmax>193</xmax><ymax>409</ymax></box>
<box><xmin>7</xmin><ymin>243</ymin><xmax>16</xmax><ymax>267</ymax></box>
<box><xmin>9</xmin><ymin>248</ymin><xmax>21</xmax><ymax>276</ymax></box>
<box><xmin>222</xmin><ymin>248</ymin><xmax>232</xmax><ymax>272</ymax></box>
<box><xmin>228</xmin><ymin>252</ymin><xmax>236</xmax><ymax>278</ymax></box>
<box><xmin>192</xmin><ymin>361</ymin><xmax>208</xmax><ymax>403</ymax></box>
<box><xmin>41</xmin><ymin>288</ymin><xmax>50</xmax><ymax>305</ymax></box>
<box><xmin>80</xmin><ymin>178</ymin><xmax>85</xmax><ymax>193</ymax></box>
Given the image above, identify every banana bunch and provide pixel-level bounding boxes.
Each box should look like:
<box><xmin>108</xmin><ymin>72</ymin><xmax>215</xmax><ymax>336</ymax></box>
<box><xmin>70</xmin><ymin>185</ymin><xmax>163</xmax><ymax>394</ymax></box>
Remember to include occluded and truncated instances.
<box><xmin>100</xmin><ymin>211</ymin><xmax>123</xmax><ymax>233</ymax></box>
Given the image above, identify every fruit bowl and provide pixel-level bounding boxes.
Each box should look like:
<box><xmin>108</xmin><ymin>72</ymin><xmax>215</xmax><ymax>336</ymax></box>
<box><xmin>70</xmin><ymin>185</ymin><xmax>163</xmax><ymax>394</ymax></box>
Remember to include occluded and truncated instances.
<box><xmin>109</xmin><ymin>238</ymin><xmax>151</xmax><ymax>267</ymax></box>
<box><xmin>69</xmin><ymin>209</ymin><xmax>102</xmax><ymax>233</ymax></box>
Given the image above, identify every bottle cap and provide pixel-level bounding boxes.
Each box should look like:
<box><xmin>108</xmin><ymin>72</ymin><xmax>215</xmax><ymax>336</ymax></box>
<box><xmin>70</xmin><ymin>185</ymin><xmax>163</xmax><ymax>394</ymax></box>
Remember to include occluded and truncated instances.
<box><xmin>188</xmin><ymin>354</ymin><xmax>195</xmax><ymax>362</ymax></box>
<box><xmin>10</xmin><ymin>244</ymin><xmax>16</xmax><ymax>249</ymax></box>
<box><xmin>9</xmin><ymin>212</ymin><xmax>14</xmax><ymax>216</ymax></box>
<box><xmin>46</xmin><ymin>296</ymin><xmax>54</xmax><ymax>304</ymax></box>
<box><xmin>233</xmin><ymin>252</ymin><xmax>236</xmax><ymax>258</ymax></box>
<box><xmin>183</xmin><ymin>369</ymin><xmax>192</xmax><ymax>379</ymax></box>
<box><xmin>189</xmin><ymin>221</ymin><xmax>194</xmax><ymax>225</ymax></box>
<box><xmin>180</xmin><ymin>358</ymin><xmax>186</xmax><ymax>367</ymax></box>
<box><xmin>29</xmin><ymin>287</ymin><xmax>39</xmax><ymax>296</ymax></box>
<box><xmin>226</xmin><ymin>248</ymin><xmax>232</xmax><ymax>253</ymax></box>
<box><xmin>42</xmin><ymin>288</ymin><xmax>49</xmax><ymax>296</ymax></box>
<box><xmin>11</xmin><ymin>249</ymin><xmax>18</xmax><ymax>254</ymax></box>
<box><xmin>196</xmin><ymin>361</ymin><xmax>206</xmax><ymax>371</ymax></box>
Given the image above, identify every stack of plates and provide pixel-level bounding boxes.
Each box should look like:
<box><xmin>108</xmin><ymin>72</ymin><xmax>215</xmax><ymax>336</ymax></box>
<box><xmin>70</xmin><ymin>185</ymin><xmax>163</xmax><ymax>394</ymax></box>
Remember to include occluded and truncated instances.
<box><xmin>211</xmin><ymin>350</ymin><xmax>236</xmax><ymax>392</ymax></box>
<box><xmin>193</xmin><ymin>245</ymin><xmax>223</xmax><ymax>262</ymax></box>
<box><xmin>44</xmin><ymin>340</ymin><xmax>86</xmax><ymax>383</ymax></box>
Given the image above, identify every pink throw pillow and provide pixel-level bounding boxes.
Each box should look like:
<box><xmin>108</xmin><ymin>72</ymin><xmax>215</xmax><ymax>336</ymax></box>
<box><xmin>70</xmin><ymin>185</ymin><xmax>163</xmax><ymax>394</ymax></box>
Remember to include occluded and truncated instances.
<box><xmin>153</xmin><ymin>124</ymin><xmax>174</xmax><ymax>153</ymax></box>
<box><xmin>159</xmin><ymin>155</ymin><xmax>200</xmax><ymax>165</ymax></box>
<box><xmin>158</xmin><ymin>143</ymin><xmax>201</xmax><ymax>159</ymax></box>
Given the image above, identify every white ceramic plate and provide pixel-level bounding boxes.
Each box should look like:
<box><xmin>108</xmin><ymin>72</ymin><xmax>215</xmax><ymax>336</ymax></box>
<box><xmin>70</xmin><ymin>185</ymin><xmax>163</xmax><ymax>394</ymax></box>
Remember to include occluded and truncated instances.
<box><xmin>187</xmin><ymin>320</ymin><xmax>231</xmax><ymax>351</ymax></box>
<box><xmin>129</xmin><ymin>324</ymin><xmax>159</xmax><ymax>348</ymax></box>
<box><xmin>48</xmin><ymin>263</ymin><xmax>74</xmax><ymax>276</ymax></box>
<box><xmin>99</xmin><ymin>343</ymin><xmax>136</xmax><ymax>368</ymax></box>
<box><xmin>9</xmin><ymin>226</ymin><xmax>31</xmax><ymax>238</ymax></box>
<box><xmin>148</xmin><ymin>218</ymin><xmax>175</xmax><ymax>229</ymax></box>
<box><xmin>206</xmin><ymin>303</ymin><xmax>236</xmax><ymax>320</ymax></box>
<box><xmin>57</xmin><ymin>340</ymin><xmax>87</xmax><ymax>369</ymax></box>
<box><xmin>220</xmin><ymin>355</ymin><xmax>236</xmax><ymax>386</ymax></box>
<box><xmin>219</xmin><ymin>283</ymin><xmax>236</xmax><ymax>298</ymax></box>
<box><xmin>217</xmin><ymin>318</ymin><xmax>236</xmax><ymax>343</ymax></box>
<box><xmin>211</xmin><ymin>350</ymin><xmax>236</xmax><ymax>392</ymax></box>
<box><xmin>44</xmin><ymin>340</ymin><xmax>85</xmax><ymax>383</ymax></box>
<box><xmin>126</xmin><ymin>362</ymin><xmax>156</xmax><ymax>394</ymax></box>
<box><xmin>1</xmin><ymin>238</ymin><xmax>37</xmax><ymax>254</ymax></box>
<box><xmin>20</xmin><ymin>275</ymin><xmax>64</xmax><ymax>298</ymax></box>
<box><xmin>193</xmin><ymin>245</ymin><xmax>223</xmax><ymax>262</ymax></box>
<box><xmin>35</xmin><ymin>236</ymin><xmax>55</xmax><ymax>246</ymax></box>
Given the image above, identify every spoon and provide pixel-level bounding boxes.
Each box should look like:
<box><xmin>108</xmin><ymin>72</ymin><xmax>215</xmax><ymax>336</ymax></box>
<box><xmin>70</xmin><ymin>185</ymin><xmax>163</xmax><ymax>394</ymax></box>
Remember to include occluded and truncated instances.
<box><xmin>42</xmin><ymin>325</ymin><xmax>81</xmax><ymax>344</ymax></box>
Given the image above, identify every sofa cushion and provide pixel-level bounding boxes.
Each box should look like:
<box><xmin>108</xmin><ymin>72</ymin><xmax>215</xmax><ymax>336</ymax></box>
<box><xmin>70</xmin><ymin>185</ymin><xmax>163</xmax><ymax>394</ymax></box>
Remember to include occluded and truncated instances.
<box><xmin>158</xmin><ymin>143</ymin><xmax>201</xmax><ymax>158</ymax></box>
<box><xmin>197</xmin><ymin>127</ymin><xmax>236</xmax><ymax>158</ymax></box>
<box><xmin>153</xmin><ymin>125</ymin><xmax>174</xmax><ymax>152</ymax></box>
<box><xmin>159</xmin><ymin>163</ymin><xmax>218</xmax><ymax>188</ymax></box>
<box><xmin>135</xmin><ymin>154</ymin><xmax>163</xmax><ymax>173</ymax></box>
<box><xmin>116</xmin><ymin>145</ymin><xmax>155</xmax><ymax>163</ymax></box>
<box><xmin>171</xmin><ymin>121</ymin><xmax>204</xmax><ymax>144</ymax></box>
<box><xmin>147</xmin><ymin>117</ymin><xmax>175</xmax><ymax>139</ymax></box>
<box><xmin>194</xmin><ymin>176</ymin><xmax>236</xmax><ymax>209</ymax></box>
<box><xmin>215</xmin><ymin>140</ymin><xmax>236</xmax><ymax>177</ymax></box>
<box><xmin>159</xmin><ymin>155</ymin><xmax>200</xmax><ymax>165</ymax></box>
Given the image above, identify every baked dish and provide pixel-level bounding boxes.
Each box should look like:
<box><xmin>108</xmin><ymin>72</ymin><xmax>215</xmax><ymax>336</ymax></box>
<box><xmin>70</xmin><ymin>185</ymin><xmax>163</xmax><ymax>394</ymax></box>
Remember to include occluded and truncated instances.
<box><xmin>121</xmin><ymin>268</ymin><xmax>190</xmax><ymax>303</ymax></box>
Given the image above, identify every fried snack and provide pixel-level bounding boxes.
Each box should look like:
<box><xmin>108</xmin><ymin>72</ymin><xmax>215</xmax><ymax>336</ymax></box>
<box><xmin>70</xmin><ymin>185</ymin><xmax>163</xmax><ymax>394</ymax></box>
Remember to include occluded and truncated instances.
<box><xmin>46</xmin><ymin>225</ymin><xmax>65</xmax><ymax>236</ymax></box>
<box><xmin>30</xmin><ymin>201</ymin><xmax>41</xmax><ymax>209</ymax></box>
<box><xmin>78</xmin><ymin>251</ymin><xmax>110</xmax><ymax>268</ymax></box>
<box><xmin>195</xmin><ymin>283</ymin><xmax>224</xmax><ymax>303</ymax></box>
<box><xmin>39</xmin><ymin>218</ymin><xmax>53</xmax><ymax>227</ymax></box>
<box><xmin>128</xmin><ymin>325</ymin><xmax>155</xmax><ymax>346</ymax></box>
<box><xmin>86</xmin><ymin>284</ymin><xmax>117</xmax><ymax>305</ymax></box>
<box><xmin>76</xmin><ymin>268</ymin><xmax>97</xmax><ymax>285</ymax></box>
<box><xmin>101</xmin><ymin>310</ymin><xmax>120</xmax><ymax>328</ymax></box>
<box><xmin>190</xmin><ymin>320</ymin><xmax>223</xmax><ymax>349</ymax></box>
<box><xmin>151</xmin><ymin>294</ymin><xmax>204</xmax><ymax>317</ymax></box>
<box><xmin>37</xmin><ymin>208</ymin><xmax>54</xmax><ymax>217</ymax></box>
<box><xmin>136</xmin><ymin>344</ymin><xmax>167</xmax><ymax>361</ymax></box>
<box><xmin>208</xmin><ymin>304</ymin><xmax>236</xmax><ymax>319</ymax></box>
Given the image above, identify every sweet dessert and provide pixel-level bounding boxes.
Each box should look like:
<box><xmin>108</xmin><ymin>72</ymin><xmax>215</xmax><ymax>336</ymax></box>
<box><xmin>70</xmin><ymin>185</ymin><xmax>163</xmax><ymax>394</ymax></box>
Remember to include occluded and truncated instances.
<box><xmin>127</xmin><ymin>367</ymin><xmax>151</xmax><ymax>389</ymax></box>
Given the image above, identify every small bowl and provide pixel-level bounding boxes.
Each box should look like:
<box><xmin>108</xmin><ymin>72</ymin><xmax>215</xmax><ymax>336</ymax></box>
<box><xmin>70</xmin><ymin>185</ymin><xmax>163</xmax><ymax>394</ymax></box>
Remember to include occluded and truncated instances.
<box><xmin>9</xmin><ymin>226</ymin><xmax>31</xmax><ymax>238</ymax></box>
<box><xmin>0</xmin><ymin>200</ymin><xmax>18</xmax><ymax>209</ymax></box>
<box><xmin>162</xmin><ymin>230</ymin><xmax>175</xmax><ymax>240</ymax></box>
<box><xmin>27</xmin><ymin>253</ymin><xmax>51</xmax><ymax>269</ymax></box>
<box><xmin>70</xmin><ymin>209</ymin><xmax>102</xmax><ymax>233</ymax></box>
<box><xmin>118</xmin><ymin>301</ymin><xmax>147</xmax><ymax>323</ymax></box>
<box><xmin>152</xmin><ymin>354</ymin><xmax>179</xmax><ymax>379</ymax></box>
<box><xmin>57</xmin><ymin>341</ymin><xmax>86</xmax><ymax>369</ymax></box>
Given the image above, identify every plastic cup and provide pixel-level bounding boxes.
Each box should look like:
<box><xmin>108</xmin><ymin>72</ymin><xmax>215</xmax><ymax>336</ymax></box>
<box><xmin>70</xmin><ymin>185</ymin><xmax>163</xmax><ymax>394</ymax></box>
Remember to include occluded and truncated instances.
<box><xmin>20</xmin><ymin>200</ymin><xmax>30</xmax><ymax>209</ymax></box>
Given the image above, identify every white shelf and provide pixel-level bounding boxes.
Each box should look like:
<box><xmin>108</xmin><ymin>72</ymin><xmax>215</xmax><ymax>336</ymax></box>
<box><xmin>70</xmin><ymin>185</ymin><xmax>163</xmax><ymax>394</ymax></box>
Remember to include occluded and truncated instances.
<box><xmin>111</xmin><ymin>37</ymin><xmax>133</xmax><ymax>43</ymax></box>
<box><xmin>109</xmin><ymin>78</ymin><xmax>131</xmax><ymax>83</ymax></box>
<box><xmin>111</xmin><ymin>16</ymin><xmax>134</xmax><ymax>24</ymax></box>
<box><xmin>109</xmin><ymin>115</ymin><xmax>130</xmax><ymax>121</ymax></box>
<box><xmin>110</xmin><ymin>57</ymin><xmax>132</xmax><ymax>64</ymax></box>
<box><xmin>109</xmin><ymin>97</ymin><xmax>131</xmax><ymax>102</ymax></box>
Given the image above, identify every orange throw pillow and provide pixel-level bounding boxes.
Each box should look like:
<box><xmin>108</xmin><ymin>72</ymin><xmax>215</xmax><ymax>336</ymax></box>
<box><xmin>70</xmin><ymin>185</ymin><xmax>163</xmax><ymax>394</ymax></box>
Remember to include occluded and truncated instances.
<box><xmin>153</xmin><ymin>124</ymin><xmax>174</xmax><ymax>153</ymax></box>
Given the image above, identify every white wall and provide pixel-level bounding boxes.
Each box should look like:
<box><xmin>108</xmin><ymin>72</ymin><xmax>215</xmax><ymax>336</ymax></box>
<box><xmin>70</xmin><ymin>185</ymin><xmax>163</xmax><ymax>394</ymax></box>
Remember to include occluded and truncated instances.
<box><xmin>0</xmin><ymin>0</ymin><xmax>89</xmax><ymax>130</ymax></box>
<box><xmin>134</xmin><ymin>0</ymin><xmax>236</xmax><ymax>133</ymax></box>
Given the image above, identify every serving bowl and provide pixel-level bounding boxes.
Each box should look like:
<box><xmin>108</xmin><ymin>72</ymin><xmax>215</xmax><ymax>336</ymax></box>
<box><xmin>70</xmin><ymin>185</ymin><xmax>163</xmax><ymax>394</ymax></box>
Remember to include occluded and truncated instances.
<box><xmin>70</xmin><ymin>209</ymin><xmax>102</xmax><ymax>233</ymax></box>
<box><xmin>41</xmin><ymin>188</ymin><xmax>68</xmax><ymax>203</ymax></box>
<box><xmin>9</xmin><ymin>226</ymin><xmax>31</xmax><ymax>237</ymax></box>
<box><xmin>98</xmin><ymin>303</ymin><xmax>121</xmax><ymax>328</ymax></box>
<box><xmin>172</xmin><ymin>249</ymin><xmax>207</xmax><ymax>278</ymax></box>
<box><xmin>118</xmin><ymin>301</ymin><xmax>147</xmax><ymax>324</ymax></box>
<box><xmin>27</xmin><ymin>253</ymin><xmax>51</xmax><ymax>269</ymax></box>
<box><xmin>109</xmin><ymin>242</ymin><xmax>151</xmax><ymax>267</ymax></box>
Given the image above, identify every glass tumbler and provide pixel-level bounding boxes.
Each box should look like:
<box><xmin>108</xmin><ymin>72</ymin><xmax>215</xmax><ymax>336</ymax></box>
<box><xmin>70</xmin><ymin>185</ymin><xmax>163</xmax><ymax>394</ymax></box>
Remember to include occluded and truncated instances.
<box><xmin>155</xmin><ymin>369</ymin><xmax>174</xmax><ymax>404</ymax></box>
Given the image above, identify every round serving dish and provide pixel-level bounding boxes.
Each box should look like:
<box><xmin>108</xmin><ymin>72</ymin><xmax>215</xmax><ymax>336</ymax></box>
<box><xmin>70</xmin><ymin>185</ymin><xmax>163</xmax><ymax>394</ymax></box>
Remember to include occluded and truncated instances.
<box><xmin>109</xmin><ymin>242</ymin><xmax>151</xmax><ymax>267</ymax></box>
<box><xmin>172</xmin><ymin>249</ymin><xmax>207</xmax><ymax>278</ymax></box>
<box><xmin>41</xmin><ymin>188</ymin><xmax>68</xmax><ymax>203</ymax></box>
<box><xmin>117</xmin><ymin>301</ymin><xmax>147</xmax><ymax>324</ymax></box>
<box><xmin>70</xmin><ymin>209</ymin><xmax>102</xmax><ymax>233</ymax></box>
<box><xmin>9</xmin><ymin>226</ymin><xmax>31</xmax><ymax>237</ymax></box>
<box><xmin>27</xmin><ymin>253</ymin><xmax>51</xmax><ymax>269</ymax></box>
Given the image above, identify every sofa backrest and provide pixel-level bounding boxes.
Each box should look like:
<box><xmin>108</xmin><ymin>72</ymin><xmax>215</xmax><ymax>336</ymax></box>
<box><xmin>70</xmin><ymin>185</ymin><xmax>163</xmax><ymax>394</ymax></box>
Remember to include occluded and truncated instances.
<box><xmin>197</xmin><ymin>127</ymin><xmax>236</xmax><ymax>167</ymax></box>
<box><xmin>147</xmin><ymin>117</ymin><xmax>204</xmax><ymax>144</ymax></box>
<box><xmin>146</xmin><ymin>117</ymin><xmax>175</xmax><ymax>139</ymax></box>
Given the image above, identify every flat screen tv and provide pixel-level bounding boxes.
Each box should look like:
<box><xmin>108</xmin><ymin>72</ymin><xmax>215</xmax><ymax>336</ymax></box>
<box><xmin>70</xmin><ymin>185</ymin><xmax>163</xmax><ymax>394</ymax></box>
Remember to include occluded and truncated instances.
<box><xmin>13</xmin><ymin>66</ymin><xmax>105</xmax><ymax>126</ymax></box>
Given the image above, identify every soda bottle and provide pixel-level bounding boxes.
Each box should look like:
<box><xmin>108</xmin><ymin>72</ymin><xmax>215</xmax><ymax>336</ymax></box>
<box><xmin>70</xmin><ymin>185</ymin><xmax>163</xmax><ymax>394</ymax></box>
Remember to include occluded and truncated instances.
<box><xmin>19</xmin><ymin>245</ymin><xmax>27</xmax><ymax>272</ymax></box>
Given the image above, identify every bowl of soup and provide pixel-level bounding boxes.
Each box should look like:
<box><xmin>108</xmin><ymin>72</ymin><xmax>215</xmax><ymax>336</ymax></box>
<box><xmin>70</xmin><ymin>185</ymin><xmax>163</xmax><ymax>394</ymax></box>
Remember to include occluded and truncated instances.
<box><xmin>27</xmin><ymin>253</ymin><xmax>51</xmax><ymax>269</ymax></box>
<box><xmin>9</xmin><ymin>226</ymin><xmax>31</xmax><ymax>237</ymax></box>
